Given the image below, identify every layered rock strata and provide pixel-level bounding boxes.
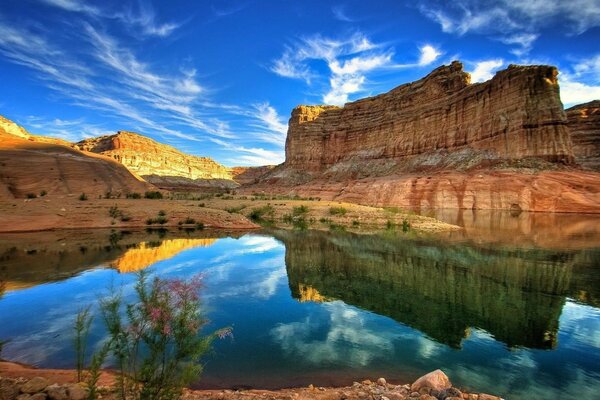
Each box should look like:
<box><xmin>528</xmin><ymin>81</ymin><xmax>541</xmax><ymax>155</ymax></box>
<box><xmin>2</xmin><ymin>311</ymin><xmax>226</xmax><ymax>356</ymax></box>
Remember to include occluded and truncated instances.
<box><xmin>0</xmin><ymin>117</ymin><xmax>152</xmax><ymax>199</ymax></box>
<box><xmin>250</xmin><ymin>62</ymin><xmax>600</xmax><ymax>213</ymax></box>
<box><xmin>76</xmin><ymin>131</ymin><xmax>236</xmax><ymax>190</ymax></box>
<box><xmin>566</xmin><ymin>100</ymin><xmax>600</xmax><ymax>171</ymax></box>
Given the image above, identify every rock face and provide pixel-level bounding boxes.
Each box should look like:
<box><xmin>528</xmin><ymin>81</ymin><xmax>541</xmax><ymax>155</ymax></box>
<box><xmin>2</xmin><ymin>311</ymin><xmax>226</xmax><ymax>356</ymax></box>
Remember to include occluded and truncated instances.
<box><xmin>230</xmin><ymin>165</ymin><xmax>275</xmax><ymax>185</ymax></box>
<box><xmin>285</xmin><ymin>61</ymin><xmax>573</xmax><ymax>176</ymax></box>
<box><xmin>250</xmin><ymin>62</ymin><xmax>600</xmax><ymax>213</ymax></box>
<box><xmin>0</xmin><ymin>116</ymin><xmax>153</xmax><ymax>200</ymax></box>
<box><xmin>75</xmin><ymin>132</ymin><xmax>236</xmax><ymax>190</ymax></box>
<box><xmin>566</xmin><ymin>100</ymin><xmax>600</xmax><ymax>171</ymax></box>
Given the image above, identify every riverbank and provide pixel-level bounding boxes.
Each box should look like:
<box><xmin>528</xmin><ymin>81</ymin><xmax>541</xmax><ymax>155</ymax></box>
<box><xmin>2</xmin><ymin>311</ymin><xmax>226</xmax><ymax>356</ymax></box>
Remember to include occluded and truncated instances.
<box><xmin>0</xmin><ymin>195</ymin><xmax>459</xmax><ymax>233</ymax></box>
<box><xmin>0</xmin><ymin>361</ymin><xmax>502</xmax><ymax>400</ymax></box>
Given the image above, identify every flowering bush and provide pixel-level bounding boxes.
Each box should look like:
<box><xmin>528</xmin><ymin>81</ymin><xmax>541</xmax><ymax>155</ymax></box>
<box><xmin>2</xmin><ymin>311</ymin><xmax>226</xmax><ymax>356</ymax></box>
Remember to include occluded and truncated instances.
<box><xmin>79</xmin><ymin>271</ymin><xmax>231</xmax><ymax>400</ymax></box>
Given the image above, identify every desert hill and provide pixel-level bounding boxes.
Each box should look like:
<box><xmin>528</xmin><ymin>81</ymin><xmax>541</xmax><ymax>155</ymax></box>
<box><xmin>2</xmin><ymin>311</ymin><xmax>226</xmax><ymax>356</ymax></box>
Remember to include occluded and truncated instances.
<box><xmin>0</xmin><ymin>116</ymin><xmax>153</xmax><ymax>199</ymax></box>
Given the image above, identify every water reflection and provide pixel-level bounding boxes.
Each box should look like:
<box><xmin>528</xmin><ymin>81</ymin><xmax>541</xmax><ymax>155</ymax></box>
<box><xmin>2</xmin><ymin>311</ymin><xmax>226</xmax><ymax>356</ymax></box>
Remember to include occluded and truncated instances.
<box><xmin>0</xmin><ymin>212</ymin><xmax>599</xmax><ymax>399</ymax></box>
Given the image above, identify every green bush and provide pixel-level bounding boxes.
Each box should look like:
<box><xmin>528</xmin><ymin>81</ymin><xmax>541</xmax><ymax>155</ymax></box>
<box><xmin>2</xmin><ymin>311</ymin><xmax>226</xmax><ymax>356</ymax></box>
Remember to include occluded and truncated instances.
<box><xmin>158</xmin><ymin>210</ymin><xmax>166</xmax><ymax>217</ymax></box>
<box><xmin>40</xmin><ymin>190</ymin><xmax>47</xmax><ymax>197</ymax></box>
<box><xmin>329</xmin><ymin>206</ymin><xmax>347</xmax><ymax>216</ymax></box>
<box><xmin>79</xmin><ymin>193</ymin><xmax>88</xmax><ymax>201</ymax></box>
<box><xmin>26</xmin><ymin>193</ymin><xmax>37</xmax><ymax>199</ymax></box>
<box><xmin>248</xmin><ymin>205</ymin><xmax>275</xmax><ymax>222</ymax></box>
<box><xmin>127</xmin><ymin>192</ymin><xmax>142</xmax><ymax>199</ymax></box>
<box><xmin>196</xmin><ymin>222</ymin><xmax>205</xmax><ymax>230</ymax></box>
<box><xmin>144</xmin><ymin>191</ymin><xmax>163</xmax><ymax>199</ymax></box>
<box><xmin>293</xmin><ymin>205</ymin><xmax>309</xmax><ymax>216</ymax></box>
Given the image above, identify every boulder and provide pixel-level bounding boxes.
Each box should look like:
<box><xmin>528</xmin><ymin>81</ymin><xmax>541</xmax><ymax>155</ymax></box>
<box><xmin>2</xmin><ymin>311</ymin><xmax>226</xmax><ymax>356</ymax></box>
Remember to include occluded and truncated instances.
<box><xmin>45</xmin><ymin>385</ymin><xmax>68</xmax><ymax>400</ymax></box>
<box><xmin>20</xmin><ymin>378</ymin><xmax>49</xmax><ymax>394</ymax></box>
<box><xmin>410</xmin><ymin>370</ymin><xmax>452</xmax><ymax>392</ymax></box>
<box><xmin>65</xmin><ymin>385</ymin><xmax>86</xmax><ymax>400</ymax></box>
<box><xmin>0</xmin><ymin>378</ymin><xmax>20</xmax><ymax>400</ymax></box>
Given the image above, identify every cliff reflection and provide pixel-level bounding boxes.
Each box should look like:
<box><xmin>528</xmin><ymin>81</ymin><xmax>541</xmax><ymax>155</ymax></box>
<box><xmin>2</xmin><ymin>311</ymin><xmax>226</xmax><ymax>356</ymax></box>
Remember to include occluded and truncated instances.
<box><xmin>274</xmin><ymin>229</ymin><xmax>600</xmax><ymax>350</ymax></box>
<box><xmin>0</xmin><ymin>229</ymin><xmax>232</xmax><ymax>290</ymax></box>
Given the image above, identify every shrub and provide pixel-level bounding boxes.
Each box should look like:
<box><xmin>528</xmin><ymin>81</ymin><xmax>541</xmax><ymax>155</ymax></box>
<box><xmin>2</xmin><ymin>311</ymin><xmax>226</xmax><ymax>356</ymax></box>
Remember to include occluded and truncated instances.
<box><xmin>292</xmin><ymin>205</ymin><xmax>309</xmax><ymax>216</ymax></box>
<box><xmin>183</xmin><ymin>217</ymin><xmax>196</xmax><ymax>225</ymax></box>
<box><xmin>329</xmin><ymin>206</ymin><xmax>347</xmax><ymax>216</ymax></box>
<box><xmin>352</xmin><ymin>220</ymin><xmax>360</xmax><ymax>227</ymax></box>
<box><xmin>158</xmin><ymin>210</ymin><xmax>166</xmax><ymax>217</ymax></box>
<box><xmin>120</xmin><ymin>215</ymin><xmax>131</xmax><ymax>222</ymax></box>
<box><xmin>386</xmin><ymin>220</ymin><xmax>395</xmax><ymax>230</ymax></box>
<box><xmin>144</xmin><ymin>191</ymin><xmax>163</xmax><ymax>199</ymax></box>
<box><xmin>195</xmin><ymin>222</ymin><xmax>205</xmax><ymax>230</ymax></box>
<box><xmin>26</xmin><ymin>193</ymin><xmax>37</xmax><ymax>199</ymax></box>
<box><xmin>156</xmin><ymin>216</ymin><xmax>168</xmax><ymax>225</ymax></box>
<box><xmin>40</xmin><ymin>190</ymin><xmax>47</xmax><ymax>197</ymax></box>
<box><xmin>198</xmin><ymin>203</ymin><xmax>205</xmax><ymax>207</ymax></box>
<box><xmin>79</xmin><ymin>272</ymin><xmax>231</xmax><ymax>400</ymax></box>
<box><xmin>402</xmin><ymin>219</ymin><xmax>411</xmax><ymax>232</ymax></box>
<box><xmin>79</xmin><ymin>193</ymin><xmax>88</xmax><ymax>201</ymax></box>
<box><xmin>248</xmin><ymin>205</ymin><xmax>275</xmax><ymax>222</ymax></box>
<box><xmin>74</xmin><ymin>306</ymin><xmax>93</xmax><ymax>383</ymax></box>
<box><xmin>109</xmin><ymin>205</ymin><xmax>121</xmax><ymax>219</ymax></box>
<box><xmin>127</xmin><ymin>192</ymin><xmax>142</xmax><ymax>199</ymax></box>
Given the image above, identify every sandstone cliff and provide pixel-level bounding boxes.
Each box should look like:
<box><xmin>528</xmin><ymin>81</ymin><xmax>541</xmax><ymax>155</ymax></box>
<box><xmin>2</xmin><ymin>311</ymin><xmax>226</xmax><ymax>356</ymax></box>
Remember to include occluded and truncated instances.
<box><xmin>0</xmin><ymin>116</ymin><xmax>153</xmax><ymax>199</ymax></box>
<box><xmin>249</xmin><ymin>62</ymin><xmax>600</xmax><ymax>213</ymax></box>
<box><xmin>231</xmin><ymin>165</ymin><xmax>275</xmax><ymax>185</ymax></box>
<box><xmin>567</xmin><ymin>100</ymin><xmax>600</xmax><ymax>171</ymax></box>
<box><xmin>76</xmin><ymin>132</ymin><xmax>237</xmax><ymax>190</ymax></box>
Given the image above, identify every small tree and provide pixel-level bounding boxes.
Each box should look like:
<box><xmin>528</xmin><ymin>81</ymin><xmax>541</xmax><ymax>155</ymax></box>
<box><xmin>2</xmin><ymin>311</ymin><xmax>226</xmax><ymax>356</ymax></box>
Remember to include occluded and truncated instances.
<box><xmin>78</xmin><ymin>272</ymin><xmax>231</xmax><ymax>400</ymax></box>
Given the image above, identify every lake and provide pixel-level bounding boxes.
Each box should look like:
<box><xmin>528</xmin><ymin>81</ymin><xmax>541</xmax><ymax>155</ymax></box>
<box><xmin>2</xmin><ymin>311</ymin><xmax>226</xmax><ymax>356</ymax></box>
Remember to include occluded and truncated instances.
<box><xmin>1</xmin><ymin>210</ymin><xmax>599</xmax><ymax>399</ymax></box>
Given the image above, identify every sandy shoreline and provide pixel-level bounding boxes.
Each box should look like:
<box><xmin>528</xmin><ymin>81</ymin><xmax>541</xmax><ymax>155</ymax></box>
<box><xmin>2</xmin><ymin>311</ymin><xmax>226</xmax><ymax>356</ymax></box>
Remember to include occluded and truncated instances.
<box><xmin>0</xmin><ymin>361</ymin><xmax>502</xmax><ymax>400</ymax></box>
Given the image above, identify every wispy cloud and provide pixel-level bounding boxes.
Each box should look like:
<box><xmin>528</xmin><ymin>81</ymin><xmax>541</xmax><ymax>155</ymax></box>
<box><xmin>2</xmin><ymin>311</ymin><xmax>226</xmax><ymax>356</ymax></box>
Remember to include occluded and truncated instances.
<box><xmin>332</xmin><ymin>5</ymin><xmax>355</xmax><ymax>22</ymax></box>
<box><xmin>418</xmin><ymin>0</ymin><xmax>600</xmax><ymax>55</ymax></box>
<box><xmin>22</xmin><ymin>115</ymin><xmax>107</xmax><ymax>141</ymax></box>
<box><xmin>468</xmin><ymin>59</ymin><xmax>504</xmax><ymax>82</ymax></box>
<box><xmin>40</xmin><ymin>0</ymin><xmax>181</xmax><ymax>38</ymax></box>
<box><xmin>559</xmin><ymin>54</ymin><xmax>600</xmax><ymax>106</ymax></box>
<box><xmin>271</xmin><ymin>32</ymin><xmax>441</xmax><ymax>106</ymax></box>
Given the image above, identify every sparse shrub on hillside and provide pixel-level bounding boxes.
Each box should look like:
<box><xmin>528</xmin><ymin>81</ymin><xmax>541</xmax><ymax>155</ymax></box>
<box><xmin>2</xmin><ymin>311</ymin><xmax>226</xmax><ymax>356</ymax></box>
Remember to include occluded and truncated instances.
<box><xmin>40</xmin><ymin>190</ymin><xmax>47</xmax><ymax>197</ymax></box>
<box><xmin>293</xmin><ymin>205</ymin><xmax>309</xmax><ymax>216</ymax></box>
<box><xmin>183</xmin><ymin>217</ymin><xmax>196</xmax><ymax>224</ymax></box>
<box><xmin>196</xmin><ymin>222</ymin><xmax>205</xmax><ymax>230</ymax></box>
<box><xmin>158</xmin><ymin>210</ymin><xmax>166</xmax><ymax>217</ymax></box>
<box><xmin>248</xmin><ymin>204</ymin><xmax>275</xmax><ymax>222</ymax></box>
<box><xmin>26</xmin><ymin>193</ymin><xmax>37</xmax><ymax>199</ymax></box>
<box><xmin>352</xmin><ymin>219</ymin><xmax>360</xmax><ymax>227</ymax></box>
<box><xmin>386</xmin><ymin>220</ymin><xmax>395</xmax><ymax>230</ymax></box>
<box><xmin>198</xmin><ymin>203</ymin><xmax>205</xmax><ymax>207</ymax></box>
<box><xmin>79</xmin><ymin>193</ymin><xmax>88</xmax><ymax>201</ymax></box>
<box><xmin>127</xmin><ymin>192</ymin><xmax>142</xmax><ymax>199</ymax></box>
<box><xmin>329</xmin><ymin>206</ymin><xmax>347</xmax><ymax>216</ymax></box>
<box><xmin>402</xmin><ymin>219</ymin><xmax>411</xmax><ymax>232</ymax></box>
<box><xmin>144</xmin><ymin>191</ymin><xmax>163</xmax><ymax>199</ymax></box>
<box><xmin>109</xmin><ymin>205</ymin><xmax>121</xmax><ymax>219</ymax></box>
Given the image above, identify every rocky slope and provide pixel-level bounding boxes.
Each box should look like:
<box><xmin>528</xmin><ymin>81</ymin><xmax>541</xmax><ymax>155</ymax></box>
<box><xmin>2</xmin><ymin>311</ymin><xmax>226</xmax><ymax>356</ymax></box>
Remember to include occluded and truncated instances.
<box><xmin>0</xmin><ymin>116</ymin><xmax>153</xmax><ymax>200</ymax></box>
<box><xmin>566</xmin><ymin>100</ymin><xmax>600</xmax><ymax>171</ymax></box>
<box><xmin>75</xmin><ymin>132</ymin><xmax>237</xmax><ymax>190</ymax></box>
<box><xmin>249</xmin><ymin>62</ymin><xmax>600</xmax><ymax>213</ymax></box>
<box><xmin>230</xmin><ymin>165</ymin><xmax>275</xmax><ymax>185</ymax></box>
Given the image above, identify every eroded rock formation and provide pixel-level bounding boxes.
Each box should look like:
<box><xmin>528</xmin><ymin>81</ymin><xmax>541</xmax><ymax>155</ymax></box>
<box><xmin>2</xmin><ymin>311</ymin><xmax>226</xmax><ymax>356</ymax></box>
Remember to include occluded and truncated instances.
<box><xmin>76</xmin><ymin>131</ymin><xmax>237</xmax><ymax>190</ymax></box>
<box><xmin>231</xmin><ymin>165</ymin><xmax>275</xmax><ymax>185</ymax></box>
<box><xmin>567</xmin><ymin>100</ymin><xmax>600</xmax><ymax>171</ymax></box>
<box><xmin>0</xmin><ymin>116</ymin><xmax>153</xmax><ymax>200</ymax></box>
<box><xmin>250</xmin><ymin>62</ymin><xmax>600</xmax><ymax>213</ymax></box>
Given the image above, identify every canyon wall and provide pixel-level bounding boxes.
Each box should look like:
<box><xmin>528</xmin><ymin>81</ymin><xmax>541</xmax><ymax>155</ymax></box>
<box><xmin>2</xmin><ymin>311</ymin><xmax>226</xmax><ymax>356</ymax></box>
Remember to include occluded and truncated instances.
<box><xmin>0</xmin><ymin>116</ymin><xmax>153</xmax><ymax>199</ymax></box>
<box><xmin>285</xmin><ymin>61</ymin><xmax>573</xmax><ymax>176</ymax></box>
<box><xmin>76</xmin><ymin>132</ymin><xmax>237</xmax><ymax>190</ymax></box>
<box><xmin>567</xmin><ymin>100</ymin><xmax>600</xmax><ymax>171</ymax></box>
<box><xmin>249</xmin><ymin>62</ymin><xmax>600</xmax><ymax>213</ymax></box>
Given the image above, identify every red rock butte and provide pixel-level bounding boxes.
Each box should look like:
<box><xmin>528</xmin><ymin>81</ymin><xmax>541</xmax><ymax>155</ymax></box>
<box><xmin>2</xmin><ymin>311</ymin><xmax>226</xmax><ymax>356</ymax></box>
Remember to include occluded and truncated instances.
<box><xmin>248</xmin><ymin>61</ymin><xmax>600</xmax><ymax>213</ymax></box>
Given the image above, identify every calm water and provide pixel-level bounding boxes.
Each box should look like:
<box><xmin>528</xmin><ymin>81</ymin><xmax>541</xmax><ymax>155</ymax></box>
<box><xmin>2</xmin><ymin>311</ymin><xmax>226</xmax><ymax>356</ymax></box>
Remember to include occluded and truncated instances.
<box><xmin>1</xmin><ymin>211</ymin><xmax>600</xmax><ymax>399</ymax></box>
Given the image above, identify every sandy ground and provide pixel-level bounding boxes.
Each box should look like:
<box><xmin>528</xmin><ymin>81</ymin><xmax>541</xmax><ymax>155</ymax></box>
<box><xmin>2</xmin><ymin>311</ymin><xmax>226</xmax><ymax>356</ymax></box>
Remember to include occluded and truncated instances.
<box><xmin>0</xmin><ymin>361</ymin><xmax>498</xmax><ymax>400</ymax></box>
<box><xmin>0</xmin><ymin>195</ymin><xmax>459</xmax><ymax>233</ymax></box>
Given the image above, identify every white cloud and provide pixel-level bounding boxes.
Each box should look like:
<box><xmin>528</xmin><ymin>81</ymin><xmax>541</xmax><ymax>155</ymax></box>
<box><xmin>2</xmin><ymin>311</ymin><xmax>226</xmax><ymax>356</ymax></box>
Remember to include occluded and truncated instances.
<box><xmin>558</xmin><ymin>54</ymin><xmax>600</xmax><ymax>107</ymax></box>
<box><xmin>332</xmin><ymin>5</ymin><xmax>354</xmax><ymax>22</ymax></box>
<box><xmin>273</xmin><ymin>33</ymin><xmax>443</xmax><ymax>106</ymax></box>
<box><xmin>468</xmin><ymin>59</ymin><xmax>504</xmax><ymax>83</ymax></box>
<box><xmin>40</xmin><ymin>0</ymin><xmax>180</xmax><ymax>38</ymax></box>
<box><xmin>419</xmin><ymin>0</ymin><xmax>600</xmax><ymax>55</ymax></box>
<box><xmin>418</xmin><ymin>45</ymin><xmax>442</xmax><ymax>66</ymax></box>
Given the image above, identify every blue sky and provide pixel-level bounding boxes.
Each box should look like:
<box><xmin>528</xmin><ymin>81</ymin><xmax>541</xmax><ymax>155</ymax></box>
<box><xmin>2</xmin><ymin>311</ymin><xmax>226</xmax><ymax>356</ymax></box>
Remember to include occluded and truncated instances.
<box><xmin>0</xmin><ymin>0</ymin><xmax>599</xmax><ymax>166</ymax></box>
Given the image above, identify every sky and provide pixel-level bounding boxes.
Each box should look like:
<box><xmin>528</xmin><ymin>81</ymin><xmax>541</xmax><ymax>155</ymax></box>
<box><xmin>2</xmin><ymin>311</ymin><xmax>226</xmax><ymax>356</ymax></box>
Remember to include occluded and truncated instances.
<box><xmin>0</xmin><ymin>0</ymin><xmax>599</xmax><ymax>166</ymax></box>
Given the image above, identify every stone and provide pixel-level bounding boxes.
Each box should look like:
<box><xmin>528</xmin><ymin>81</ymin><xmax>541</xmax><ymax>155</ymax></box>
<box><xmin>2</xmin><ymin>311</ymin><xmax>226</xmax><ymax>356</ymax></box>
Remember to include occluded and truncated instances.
<box><xmin>410</xmin><ymin>370</ymin><xmax>451</xmax><ymax>392</ymax></box>
<box><xmin>361</xmin><ymin>380</ymin><xmax>372</xmax><ymax>386</ymax></box>
<box><xmin>16</xmin><ymin>395</ymin><xmax>31</xmax><ymax>400</ymax></box>
<box><xmin>66</xmin><ymin>385</ymin><xmax>86</xmax><ymax>400</ymax></box>
<box><xmin>478</xmin><ymin>395</ymin><xmax>501</xmax><ymax>400</ymax></box>
<box><xmin>566</xmin><ymin>100</ymin><xmax>600</xmax><ymax>171</ymax></box>
<box><xmin>20</xmin><ymin>378</ymin><xmax>49</xmax><ymax>394</ymax></box>
<box><xmin>437</xmin><ymin>388</ymin><xmax>462</xmax><ymax>400</ymax></box>
<box><xmin>377</xmin><ymin>378</ymin><xmax>387</xmax><ymax>386</ymax></box>
<box><xmin>30</xmin><ymin>394</ymin><xmax>47</xmax><ymax>400</ymax></box>
<box><xmin>419</xmin><ymin>395</ymin><xmax>437</xmax><ymax>400</ymax></box>
<box><xmin>45</xmin><ymin>385</ymin><xmax>68</xmax><ymax>400</ymax></box>
<box><xmin>0</xmin><ymin>378</ymin><xmax>20</xmax><ymax>400</ymax></box>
